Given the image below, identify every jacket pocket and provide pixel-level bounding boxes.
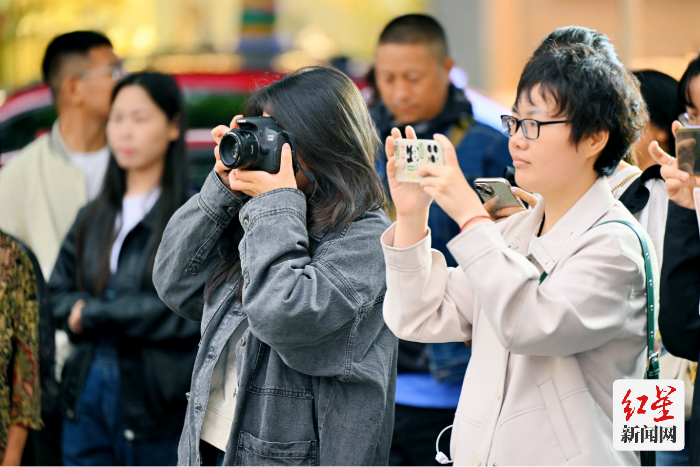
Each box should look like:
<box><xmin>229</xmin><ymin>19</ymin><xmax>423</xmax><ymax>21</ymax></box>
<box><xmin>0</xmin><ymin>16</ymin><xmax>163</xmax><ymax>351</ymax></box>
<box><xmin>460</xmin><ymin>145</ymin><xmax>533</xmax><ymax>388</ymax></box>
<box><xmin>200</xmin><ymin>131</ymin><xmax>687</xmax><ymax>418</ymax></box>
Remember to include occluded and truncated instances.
<box><xmin>538</xmin><ymin>379</ymin><xmax>581</xmax><ymax>461</ymax></box>
<box><xmin>235</xmin><ymin>432</ymin><xmax>317</xmax><ymax>466</ymax></box>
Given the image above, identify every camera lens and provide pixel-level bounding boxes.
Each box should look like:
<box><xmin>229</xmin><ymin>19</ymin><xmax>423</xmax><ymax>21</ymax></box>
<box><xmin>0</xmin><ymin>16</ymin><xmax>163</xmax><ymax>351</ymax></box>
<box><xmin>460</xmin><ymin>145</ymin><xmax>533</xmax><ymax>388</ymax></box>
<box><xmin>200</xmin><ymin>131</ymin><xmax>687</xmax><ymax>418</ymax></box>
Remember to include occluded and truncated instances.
<box><xmin>219</xmin><ymin>130</ymin><xmax>259</xmax><ymax>169</ymax></box>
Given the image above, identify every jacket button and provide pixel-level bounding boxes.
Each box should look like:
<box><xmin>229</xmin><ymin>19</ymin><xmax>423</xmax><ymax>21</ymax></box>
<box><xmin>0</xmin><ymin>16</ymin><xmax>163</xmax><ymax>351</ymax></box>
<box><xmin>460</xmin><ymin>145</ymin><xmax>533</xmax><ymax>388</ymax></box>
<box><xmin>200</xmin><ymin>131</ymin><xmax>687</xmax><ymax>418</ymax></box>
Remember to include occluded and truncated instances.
<box><xmin>240</xmin><ymin>336</ymin><xmax>246</xmax><ymax>346</ymax></box>
<box><xmin>227</xmin><ymin>206</ymin><xmax>235</xmax><ymax>213</ymax></box>
<box><xmin>124</xmin><ymin>429</ymin><xmax>135</xmax><ymax>441</ymax></box>
<box><xmin>65</xmin><ymin>408</ymin><xmax>75</xmax><ymax>419</ymax></box>
<box><xmin>242</xmin><ymin>219</ymin><xmax>249</xmax><ymax>229</ymax></box>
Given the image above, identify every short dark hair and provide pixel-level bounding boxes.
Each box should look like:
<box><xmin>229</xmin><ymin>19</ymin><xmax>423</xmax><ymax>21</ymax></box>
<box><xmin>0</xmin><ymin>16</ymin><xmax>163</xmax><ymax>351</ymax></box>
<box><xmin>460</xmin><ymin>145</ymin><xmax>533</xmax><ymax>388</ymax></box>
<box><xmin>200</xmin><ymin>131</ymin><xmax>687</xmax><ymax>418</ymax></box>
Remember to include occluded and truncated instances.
<box><xmin>679</xmin><ymin>54</ymin><xmax>700</xmax><ymax>110</ymax></box>
<box><xmin>378</xmin><ymin>14</ymin><xmax>448</xmax><ymax>59</ymax></box>
<box><xmin>42</xmin><ymin>31</ymin><xmax>112</xmax><ymax>97</ymax></box>
<box><xmin>516</xmin><ymin>44</ymin><xmax>647</xmax><ymax>176</ymax></box>
<box><xmin>533</xmin><ymin>26</ymin><xmax>622</xmax><ymax>67</ymax></box>
<box><xmin>633</xmin><ymin>70</ymin><xmax>681</xmax><ymax>154</ymax></box>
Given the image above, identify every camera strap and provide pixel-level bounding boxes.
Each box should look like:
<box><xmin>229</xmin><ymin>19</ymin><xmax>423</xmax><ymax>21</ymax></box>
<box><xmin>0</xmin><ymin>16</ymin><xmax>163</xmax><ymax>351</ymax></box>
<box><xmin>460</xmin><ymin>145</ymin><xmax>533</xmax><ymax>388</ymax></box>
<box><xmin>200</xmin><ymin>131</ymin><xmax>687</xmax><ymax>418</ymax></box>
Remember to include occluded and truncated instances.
<box><xmin>281</xmin><ymin>131</ymin><xmax>315</xmax><ymax>183</ymax></box>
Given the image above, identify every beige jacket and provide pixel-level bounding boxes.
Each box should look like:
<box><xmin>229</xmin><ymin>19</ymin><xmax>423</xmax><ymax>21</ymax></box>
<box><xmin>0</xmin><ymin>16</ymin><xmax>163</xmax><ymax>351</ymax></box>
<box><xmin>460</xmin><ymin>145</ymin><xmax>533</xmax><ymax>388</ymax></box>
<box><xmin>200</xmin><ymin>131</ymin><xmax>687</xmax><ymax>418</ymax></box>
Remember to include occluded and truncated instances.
<box><xmin>382</xmin><ymin>177</ymin><xmax>658</xmax><ymax>466</ymax></box>
<box><xmin>0</xmin><ymin>121</ymin><xmax>87</xmax><ymax>278</ymax></box>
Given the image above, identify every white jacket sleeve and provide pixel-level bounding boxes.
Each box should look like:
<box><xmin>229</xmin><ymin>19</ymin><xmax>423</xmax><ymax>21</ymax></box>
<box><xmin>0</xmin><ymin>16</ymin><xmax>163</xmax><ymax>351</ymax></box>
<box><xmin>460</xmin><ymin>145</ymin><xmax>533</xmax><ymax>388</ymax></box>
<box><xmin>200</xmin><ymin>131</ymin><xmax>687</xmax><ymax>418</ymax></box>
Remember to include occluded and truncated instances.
<box><xmin>448</xmin><ymin>221</ymin><xmax>647</xmax><ymax>357</ymax></box>
<box><xmin>381</xmin><ymin>224</ymin><xmax>475</xmax><ymax>343</ymax></box>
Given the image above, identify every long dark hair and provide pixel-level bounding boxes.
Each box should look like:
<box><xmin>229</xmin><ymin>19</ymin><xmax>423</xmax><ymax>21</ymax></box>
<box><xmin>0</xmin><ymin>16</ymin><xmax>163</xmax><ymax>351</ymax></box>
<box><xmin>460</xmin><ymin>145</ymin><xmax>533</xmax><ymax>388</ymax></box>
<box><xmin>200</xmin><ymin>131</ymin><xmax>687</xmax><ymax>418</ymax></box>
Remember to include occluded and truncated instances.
<box><xmin>75</xmin><ymin>72</ymin><xmax>189</xmax><ymax>296</ymax></box>
<box><xmin>204</xmin><ymin>67</ymin><xmax>387</xmax><ymax>301</ymax></box>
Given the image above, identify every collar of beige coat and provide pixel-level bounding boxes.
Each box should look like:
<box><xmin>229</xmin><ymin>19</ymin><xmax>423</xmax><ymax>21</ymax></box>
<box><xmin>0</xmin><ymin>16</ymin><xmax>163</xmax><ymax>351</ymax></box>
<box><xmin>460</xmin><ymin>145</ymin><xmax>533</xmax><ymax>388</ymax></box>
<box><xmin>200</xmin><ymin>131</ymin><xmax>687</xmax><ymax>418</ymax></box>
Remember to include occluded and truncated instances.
<box><xmin>504</xmin><ymin>177</ymin><xmax>617</xmax><ymax>274</ymax></box>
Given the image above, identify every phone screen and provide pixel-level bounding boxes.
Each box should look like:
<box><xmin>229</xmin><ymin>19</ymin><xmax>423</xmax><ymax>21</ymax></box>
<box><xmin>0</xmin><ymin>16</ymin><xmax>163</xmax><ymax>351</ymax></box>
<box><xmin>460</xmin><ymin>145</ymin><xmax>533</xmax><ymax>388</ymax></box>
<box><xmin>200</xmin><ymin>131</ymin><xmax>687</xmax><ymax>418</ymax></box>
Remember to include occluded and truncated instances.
<box><xmin>676</xmin><ymin>127</ymin><xmax>700</xmax><ymax>175</ymax></box>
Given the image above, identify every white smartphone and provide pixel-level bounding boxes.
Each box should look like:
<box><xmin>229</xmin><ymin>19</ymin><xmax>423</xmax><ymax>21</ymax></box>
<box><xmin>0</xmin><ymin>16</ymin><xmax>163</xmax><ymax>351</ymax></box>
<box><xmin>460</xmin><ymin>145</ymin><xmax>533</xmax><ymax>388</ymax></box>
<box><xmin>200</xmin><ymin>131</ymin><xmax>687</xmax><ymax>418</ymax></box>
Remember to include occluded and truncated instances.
<box><xmin>394</xmin><ymin>138</ymin><xmax>445</xmax><ymax>183</ymax></box>
<box><xmin>473</xmin><ymin>177</ymin><xmax>524</xmax><ymax>211</ymax></box>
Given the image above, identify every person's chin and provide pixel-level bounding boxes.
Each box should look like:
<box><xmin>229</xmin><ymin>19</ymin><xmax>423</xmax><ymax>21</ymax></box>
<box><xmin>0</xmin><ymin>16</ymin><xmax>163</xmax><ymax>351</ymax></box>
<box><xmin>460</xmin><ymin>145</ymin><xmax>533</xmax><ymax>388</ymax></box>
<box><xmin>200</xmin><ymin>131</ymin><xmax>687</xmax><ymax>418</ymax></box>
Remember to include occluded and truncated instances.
<box><xmin>514</xmin><ymin>168</ymin><xmax>536</xmax><ymax>193</ymax></box>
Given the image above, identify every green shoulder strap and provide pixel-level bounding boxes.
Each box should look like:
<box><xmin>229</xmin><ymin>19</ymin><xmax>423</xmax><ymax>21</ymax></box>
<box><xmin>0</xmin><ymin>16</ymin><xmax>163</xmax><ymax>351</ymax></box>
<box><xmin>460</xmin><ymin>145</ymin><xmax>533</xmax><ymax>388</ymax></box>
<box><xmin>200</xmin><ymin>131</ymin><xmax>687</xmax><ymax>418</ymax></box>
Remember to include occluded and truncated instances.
<box><xmin>538</xmin><ymin>220</ymin><xmax>659</xmax><ymax>380</ymax></box>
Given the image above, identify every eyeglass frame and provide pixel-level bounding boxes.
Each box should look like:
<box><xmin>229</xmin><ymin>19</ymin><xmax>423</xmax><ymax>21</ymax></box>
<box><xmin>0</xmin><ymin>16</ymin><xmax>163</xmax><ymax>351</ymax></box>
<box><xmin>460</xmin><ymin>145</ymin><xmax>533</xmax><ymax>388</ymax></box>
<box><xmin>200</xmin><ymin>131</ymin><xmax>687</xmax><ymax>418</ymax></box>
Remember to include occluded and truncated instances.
<box><xmin>75</xmin><ymin>63</ymin><xmax>126</xmax><ymax>82</ymax></box>
<box><xmin>500</xmin><ymin>115</ymin><xmax>572</xmax><ymax>140</ymax></box>
<box><xmin>679</xmin><ymin>112</ymin><xmax>700</xmax><ymax>127</ymax></box>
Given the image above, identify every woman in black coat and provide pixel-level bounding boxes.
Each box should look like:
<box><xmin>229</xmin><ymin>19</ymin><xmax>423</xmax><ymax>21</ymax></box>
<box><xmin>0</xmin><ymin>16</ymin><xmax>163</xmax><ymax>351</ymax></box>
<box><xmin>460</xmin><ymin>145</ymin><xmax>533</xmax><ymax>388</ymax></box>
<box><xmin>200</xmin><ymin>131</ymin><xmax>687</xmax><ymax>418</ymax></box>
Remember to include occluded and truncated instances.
<box><xmin>49</xmin><ymin>72</ymin><xmax>199</xmax><ymax>466</ymax></box>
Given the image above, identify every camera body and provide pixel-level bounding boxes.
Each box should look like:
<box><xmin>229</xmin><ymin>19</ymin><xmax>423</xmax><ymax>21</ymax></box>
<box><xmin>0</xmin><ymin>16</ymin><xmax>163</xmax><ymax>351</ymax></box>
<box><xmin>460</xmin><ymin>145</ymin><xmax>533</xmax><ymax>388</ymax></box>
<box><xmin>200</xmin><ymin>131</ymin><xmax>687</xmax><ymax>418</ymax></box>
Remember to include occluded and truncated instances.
<box><xmin>219</xmin><ymin>116</ymin><xmax>295</xmax><ymax>173</ymax></box>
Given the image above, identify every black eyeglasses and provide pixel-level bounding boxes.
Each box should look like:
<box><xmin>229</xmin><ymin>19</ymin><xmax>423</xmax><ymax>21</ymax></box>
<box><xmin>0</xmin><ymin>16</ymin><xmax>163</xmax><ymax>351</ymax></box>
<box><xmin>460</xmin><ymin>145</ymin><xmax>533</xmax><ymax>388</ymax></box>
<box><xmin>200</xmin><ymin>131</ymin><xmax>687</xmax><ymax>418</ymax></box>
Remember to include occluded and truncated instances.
<box><xmin>500</xmin><ymin>115</ymin><xmax>571</xmax><ymax>140</ymax></box>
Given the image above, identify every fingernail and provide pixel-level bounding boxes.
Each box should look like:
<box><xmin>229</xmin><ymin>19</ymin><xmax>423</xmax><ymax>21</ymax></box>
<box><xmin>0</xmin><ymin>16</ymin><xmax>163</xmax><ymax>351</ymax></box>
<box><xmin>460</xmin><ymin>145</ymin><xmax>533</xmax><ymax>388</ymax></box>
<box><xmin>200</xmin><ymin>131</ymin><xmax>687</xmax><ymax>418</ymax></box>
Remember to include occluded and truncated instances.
<box><xmin>495</xmin><ymin>210</ymin><xmax>501</xmax><ymax>217</ymax></box>
<box><xmin>510</xmin><ymin>187</ymin><xmax>517</xmax><ymax>193</ymax></box>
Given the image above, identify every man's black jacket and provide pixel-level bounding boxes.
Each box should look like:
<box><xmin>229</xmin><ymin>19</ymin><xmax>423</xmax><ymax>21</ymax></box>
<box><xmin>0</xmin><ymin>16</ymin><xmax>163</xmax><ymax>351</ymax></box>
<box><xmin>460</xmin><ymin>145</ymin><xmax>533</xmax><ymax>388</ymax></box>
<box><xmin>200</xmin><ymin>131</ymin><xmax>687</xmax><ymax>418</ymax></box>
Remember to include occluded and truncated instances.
<box><xmin>48</xmin><ymin>199</ymin><xmax>200</xmax><ymax>441</ymax></box>
<box><xmin>659</xmin><ymin>200</ymin><xmax>700</xmax><ymax>464</ymax></box>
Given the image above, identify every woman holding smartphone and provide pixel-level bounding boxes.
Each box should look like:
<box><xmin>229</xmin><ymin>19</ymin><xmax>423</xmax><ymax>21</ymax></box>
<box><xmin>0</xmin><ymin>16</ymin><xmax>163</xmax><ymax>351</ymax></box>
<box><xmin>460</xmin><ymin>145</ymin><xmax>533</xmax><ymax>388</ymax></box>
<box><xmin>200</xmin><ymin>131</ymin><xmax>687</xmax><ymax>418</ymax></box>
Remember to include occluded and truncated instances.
<box><xmin>153</xmin><ymin>67</ymin><xmax>396</xmax><ymax>466</ymax></box>
<box><xmin>49</xmin><ymin>72</ymin><xmax>199</xmax><ymax>466</ymax></box>
<box><xmin>381</xmin><ymin>45</ymin><xmax>655</xmax><ymax>465</ymax></box>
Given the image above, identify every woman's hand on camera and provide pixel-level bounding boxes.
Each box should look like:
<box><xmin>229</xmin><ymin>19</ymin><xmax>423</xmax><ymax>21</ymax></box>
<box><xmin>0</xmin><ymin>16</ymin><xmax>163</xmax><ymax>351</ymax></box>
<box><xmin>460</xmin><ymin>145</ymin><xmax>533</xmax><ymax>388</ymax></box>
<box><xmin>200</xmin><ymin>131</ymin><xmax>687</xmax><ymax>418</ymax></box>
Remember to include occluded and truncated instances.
<box><xmin>649</xmin><ymin>120</ymin><xmax>700</xmax><ymax>210</ymax></box>
<box><xmin>228</xmin><ymin>143</ymin><xmax>297</xmax><ymax>196</ymax></box>
<box><xmin>212</xmin><ymin>115</ymin><xmax>243</xmax><ymax>192</ymax></box>
<box><xmin>418</xmin><ymin>134</ymin><xmax>490</xmax><ymax>229</ymax></box>
<box><xmin>483</xmin><ymin>187</ymin><xmax>538</xmax><ymax>221</ymax></box>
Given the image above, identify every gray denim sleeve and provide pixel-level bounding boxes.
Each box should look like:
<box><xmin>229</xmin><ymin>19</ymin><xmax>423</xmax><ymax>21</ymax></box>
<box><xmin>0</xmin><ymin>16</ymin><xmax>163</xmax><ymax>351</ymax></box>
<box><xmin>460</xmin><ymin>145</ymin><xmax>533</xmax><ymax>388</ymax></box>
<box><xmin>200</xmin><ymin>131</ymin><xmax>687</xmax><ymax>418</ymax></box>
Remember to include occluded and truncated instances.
<box><xmin>153</xmin><ymin>170</ymin><xmax>244</xmax><ymax>321</ymax></box>
<box><xmin>237</xmin><ymin>188</ymin><xmax>365</xmax><ymax>378</ymax></box>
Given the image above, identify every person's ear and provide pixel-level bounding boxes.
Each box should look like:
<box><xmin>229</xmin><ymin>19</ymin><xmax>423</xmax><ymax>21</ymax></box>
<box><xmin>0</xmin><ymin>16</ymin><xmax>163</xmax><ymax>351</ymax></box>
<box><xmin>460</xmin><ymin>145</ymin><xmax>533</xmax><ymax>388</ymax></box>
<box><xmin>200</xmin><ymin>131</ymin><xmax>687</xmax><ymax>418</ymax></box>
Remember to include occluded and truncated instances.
<box><xmin>61</xmin><ymin>75</ymin><xmax>86</xmax><ymax>107</ymax></box>
<box><xmin>650</xmin><ymin>124</ymin><xmax>669</xmax><ymax>144</ymax></box>
<box><xmin>443</xmin><ymin>56</ymin><xmax>454</xmax><ymax>77</ymax></box>
<box><xmin>168</xmin><ymin>114</ymin><xmax>181</xmax><ymax>142</ymax></box>
<box><xmin>585</xmin><ymin>130</ymin><xmax>609</xmax><ymax>162</ymax></box>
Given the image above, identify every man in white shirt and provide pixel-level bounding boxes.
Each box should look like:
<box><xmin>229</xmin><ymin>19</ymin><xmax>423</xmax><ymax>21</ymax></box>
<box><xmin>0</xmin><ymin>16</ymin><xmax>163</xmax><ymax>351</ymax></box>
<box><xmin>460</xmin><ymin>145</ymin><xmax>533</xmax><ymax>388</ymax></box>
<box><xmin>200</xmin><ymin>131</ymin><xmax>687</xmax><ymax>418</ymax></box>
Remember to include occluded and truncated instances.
<box><xmin>0</xmin><ymin>31</ymin><xmax>121</xmax><ymax>465</ymax></box>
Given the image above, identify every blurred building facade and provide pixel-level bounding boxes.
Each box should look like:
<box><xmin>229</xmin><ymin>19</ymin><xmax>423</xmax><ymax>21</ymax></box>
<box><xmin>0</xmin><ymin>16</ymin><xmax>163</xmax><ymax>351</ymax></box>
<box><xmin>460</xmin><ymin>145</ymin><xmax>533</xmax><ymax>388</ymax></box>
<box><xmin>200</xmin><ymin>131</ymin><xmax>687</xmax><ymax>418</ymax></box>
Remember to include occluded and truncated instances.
<box><xmin>1</xmin><ymin>0</ymin><xmax>700</xmax><ymax>107</ymax></box>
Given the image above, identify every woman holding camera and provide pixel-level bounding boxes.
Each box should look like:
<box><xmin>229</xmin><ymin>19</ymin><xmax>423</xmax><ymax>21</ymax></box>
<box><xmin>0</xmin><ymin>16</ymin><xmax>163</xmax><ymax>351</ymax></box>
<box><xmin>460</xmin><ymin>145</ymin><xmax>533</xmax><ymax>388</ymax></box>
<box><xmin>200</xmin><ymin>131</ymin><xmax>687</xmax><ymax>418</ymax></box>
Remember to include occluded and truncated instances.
<box><xmin>381</xmin><ymin>45</ymin><xmax>656</xmax><ymax>465</ymax></box>
<box><xmin>49</xmin><ymin>72</ymin><xmax>200</xmax><ymax>465</ymax></box>
<box><xmin>153</xmin><ymin>67</ymin><xmax>396</xmax><ymax>466</ymax></box>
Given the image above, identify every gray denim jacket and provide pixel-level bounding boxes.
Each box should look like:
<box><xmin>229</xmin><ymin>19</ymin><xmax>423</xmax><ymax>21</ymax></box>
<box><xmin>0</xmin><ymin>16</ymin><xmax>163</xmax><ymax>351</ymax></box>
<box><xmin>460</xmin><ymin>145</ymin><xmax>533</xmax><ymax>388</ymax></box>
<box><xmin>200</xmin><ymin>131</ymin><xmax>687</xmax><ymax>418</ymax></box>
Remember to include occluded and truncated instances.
<box><xmin>153</xmin><ymin>171</ymin><xmax>397</xmax><ymax>466</ymax></box>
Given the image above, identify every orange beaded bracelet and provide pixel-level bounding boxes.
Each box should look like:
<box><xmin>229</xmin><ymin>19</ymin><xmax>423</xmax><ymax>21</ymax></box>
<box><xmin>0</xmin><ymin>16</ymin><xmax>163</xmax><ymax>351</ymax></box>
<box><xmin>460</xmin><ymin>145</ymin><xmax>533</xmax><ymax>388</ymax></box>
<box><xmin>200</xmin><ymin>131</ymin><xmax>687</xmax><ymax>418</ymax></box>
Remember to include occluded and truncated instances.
<box><xmin>460</xmin><ymin>215</ymin><xmax>493</xmax><ymax>232</ymax></box>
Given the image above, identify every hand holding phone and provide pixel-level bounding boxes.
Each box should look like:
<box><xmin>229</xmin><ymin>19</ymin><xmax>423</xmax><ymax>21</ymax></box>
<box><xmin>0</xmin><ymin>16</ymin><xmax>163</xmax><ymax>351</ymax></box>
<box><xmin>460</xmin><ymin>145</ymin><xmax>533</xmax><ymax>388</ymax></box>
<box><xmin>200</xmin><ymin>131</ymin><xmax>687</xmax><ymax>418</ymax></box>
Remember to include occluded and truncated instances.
<box><xmin>648</xmin><ymin>121</ymin><xmax>700</xmax><ymax>210</ymax></box>
<box><xmin>394</xmin><ymin>138</ymin><xmax>445</xmax><ymax>183</ymax></box>
<box><xmin>676</xmin><ymin>127</ymin><xmax>700</xmax><ymax>175</ymax></box>
<box><xmin>474</xmin><ymin>178</ymin><xmax>524</xmax><ymax>212</ymax></box>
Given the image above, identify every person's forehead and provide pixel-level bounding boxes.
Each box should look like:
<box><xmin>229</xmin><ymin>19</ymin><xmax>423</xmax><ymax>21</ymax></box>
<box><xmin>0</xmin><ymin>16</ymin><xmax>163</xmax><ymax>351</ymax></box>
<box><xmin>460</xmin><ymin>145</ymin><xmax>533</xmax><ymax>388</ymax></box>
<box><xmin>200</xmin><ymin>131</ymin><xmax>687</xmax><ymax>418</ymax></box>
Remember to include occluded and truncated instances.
<box><xmin>87</xmin><ymin>45</ymin><xmax>118</xmax><ymax>66</ymax></box>
<box><xmin>375</xmin><ymin>42</ymin><xmax>441</xmax><ymax>70</ymax></box>
<box><xmin>514</xmin><ymin>85</ymin><xmax>555</xmax><ymax>116</ymax></box>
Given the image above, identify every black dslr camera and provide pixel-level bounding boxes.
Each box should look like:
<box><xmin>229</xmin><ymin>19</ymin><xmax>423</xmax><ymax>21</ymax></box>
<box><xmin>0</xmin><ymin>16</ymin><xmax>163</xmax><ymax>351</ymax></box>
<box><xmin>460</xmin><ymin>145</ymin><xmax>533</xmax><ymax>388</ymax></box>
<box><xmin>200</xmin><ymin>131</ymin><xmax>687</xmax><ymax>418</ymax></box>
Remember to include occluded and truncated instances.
<box><xmin>219</xmin><ymin>117</ymin><xmax>296</xmax><ymax>173</ymax></box>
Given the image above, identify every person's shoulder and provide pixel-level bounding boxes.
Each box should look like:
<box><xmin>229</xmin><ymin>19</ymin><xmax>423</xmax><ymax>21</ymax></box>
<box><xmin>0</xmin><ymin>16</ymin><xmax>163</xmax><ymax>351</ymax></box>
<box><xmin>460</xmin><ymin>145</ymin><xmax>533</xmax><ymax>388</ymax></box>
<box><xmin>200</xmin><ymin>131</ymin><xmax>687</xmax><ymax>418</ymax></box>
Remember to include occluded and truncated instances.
<box><xmin>1</xmin><ymin>134</ymin><xmax>51</xmax><ymax>174</ymax></box>
<box><xmin>579</xmin><ymin>203</ymin><xmax>650</xmax><ymax>263</ymax></box>
<box><xmin>324</xmin><ymin>209</ymin><xmax>391</xmax><ymax>251</ymax></box>
<box><xmin>0</xmin><ymin>231</ymin><xmax>32</xmax><ymax>294</ymax></box>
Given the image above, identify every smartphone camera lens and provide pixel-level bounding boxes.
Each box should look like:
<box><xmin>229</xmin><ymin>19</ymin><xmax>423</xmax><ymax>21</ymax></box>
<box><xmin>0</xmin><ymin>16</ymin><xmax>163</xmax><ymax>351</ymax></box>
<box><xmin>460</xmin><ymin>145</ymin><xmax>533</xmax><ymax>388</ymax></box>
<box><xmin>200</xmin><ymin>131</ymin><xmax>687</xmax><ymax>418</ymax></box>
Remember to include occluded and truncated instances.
<box><xmin>428</xmin><ymin>145</ymin><xmax>432</xmax><ymax>153</ymax></box>
<box><xmin>476</xmin><ymin>185</ymin><xmax>493</xmax><ymax>196</ymax></box>
<box><xmin>433</xmin><ymin>145</ymin><xmax>438</xmax><ymax>153</ymax></box>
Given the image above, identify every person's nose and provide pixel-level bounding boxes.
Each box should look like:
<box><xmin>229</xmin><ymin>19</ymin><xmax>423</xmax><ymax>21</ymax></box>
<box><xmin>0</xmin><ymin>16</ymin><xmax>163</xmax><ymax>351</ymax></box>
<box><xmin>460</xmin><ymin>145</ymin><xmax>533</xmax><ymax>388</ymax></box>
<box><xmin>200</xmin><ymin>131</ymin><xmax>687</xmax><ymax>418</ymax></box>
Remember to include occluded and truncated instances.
<box><xmin>510</xmin><ymin>124</ymin><xmax>529</xmax><ymax>151</ymax></box>
<box><xmin>393</xmin><ymin>79</ymin><xmax>413</xmax><ymax>103</ymax></box>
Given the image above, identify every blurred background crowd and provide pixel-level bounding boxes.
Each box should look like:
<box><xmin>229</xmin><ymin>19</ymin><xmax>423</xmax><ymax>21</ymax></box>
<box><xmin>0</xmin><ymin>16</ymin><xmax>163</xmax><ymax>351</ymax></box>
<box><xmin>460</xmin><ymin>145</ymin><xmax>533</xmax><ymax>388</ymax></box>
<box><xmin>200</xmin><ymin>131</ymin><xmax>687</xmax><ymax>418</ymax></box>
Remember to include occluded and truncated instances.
<box><xmin>2</xmin><ymin>1</ymin><xmax>700</xmax><ymax>466</ymax></box>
